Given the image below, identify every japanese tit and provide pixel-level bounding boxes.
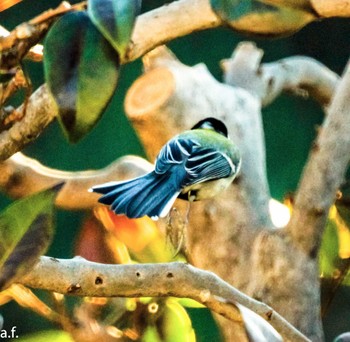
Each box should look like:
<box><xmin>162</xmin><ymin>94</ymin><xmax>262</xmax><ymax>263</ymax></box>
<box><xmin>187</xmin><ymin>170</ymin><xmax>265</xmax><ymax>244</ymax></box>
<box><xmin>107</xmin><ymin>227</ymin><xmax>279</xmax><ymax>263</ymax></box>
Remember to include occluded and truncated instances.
<box><xmin>90</xmin><ymin>118</ymin><xmax>241</xmax><ymax>219</ymax></box>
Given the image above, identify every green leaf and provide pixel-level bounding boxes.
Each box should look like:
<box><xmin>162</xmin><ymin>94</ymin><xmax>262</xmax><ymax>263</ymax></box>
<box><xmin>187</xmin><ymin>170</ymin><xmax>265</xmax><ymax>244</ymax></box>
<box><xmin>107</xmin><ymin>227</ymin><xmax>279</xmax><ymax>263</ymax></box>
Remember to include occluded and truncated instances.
<box><xmin>159</xmin><ymin>300</ymin><xmax>196</xmax><ymax>342</ymax></box>
<box><xmin>176</xmin><ymin>298</ymin><xmax>205</xmax><ymax>309</ymax></box>
<box><xmin>210</xmin><ymin>0</ymin><xmax>315</xmax><ymax>37</ymax></box>
<box><xmin>0</xmin><ymin>184</ymin><xmax>62</xmax><ymax>290</ymax></box>
<box><xmin>88</xmin><ymin>0</ymin><xmax>141</xmax><ymax>57</ymax></box>
<box><xmin>44</xmin><ymin>12</ymin><xmax>120</xmax><ymax>143</ymax></box>
<box><xmin>16</xmin><ymin>330</ymin><xmax>74</xmax><ymax>342</ymax></box>
<box><xmin>319</xmin><ymin>217</ymin><xmax>339</xmax><ymax>279</ymax></box>
<box><xmin>320</xmin><ymin>206</ymin><xmax>350</xmax><ymax>315</ymax></box>
<box><xmin>141</xmin><ymin>325</ymin><xmax>162</xmax><ymax>342</ymax></box>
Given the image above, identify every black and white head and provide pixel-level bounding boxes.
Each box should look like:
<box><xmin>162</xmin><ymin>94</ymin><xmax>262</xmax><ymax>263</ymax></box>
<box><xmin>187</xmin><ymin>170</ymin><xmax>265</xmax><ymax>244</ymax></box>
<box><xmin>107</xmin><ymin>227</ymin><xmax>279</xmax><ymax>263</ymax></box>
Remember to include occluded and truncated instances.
<box><xmin>191</xmin><ymin>117</ymin><xmax>228</xmax><ymax>137</ymax></box>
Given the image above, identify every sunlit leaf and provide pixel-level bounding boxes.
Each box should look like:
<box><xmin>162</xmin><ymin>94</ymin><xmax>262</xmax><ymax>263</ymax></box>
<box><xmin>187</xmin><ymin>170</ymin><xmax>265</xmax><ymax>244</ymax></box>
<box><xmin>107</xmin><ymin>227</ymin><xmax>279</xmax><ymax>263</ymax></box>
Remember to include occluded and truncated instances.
<box><xmin>333</xmin><ymin>204</ymin><xmax>350</xmax><ymax>259</ymax></box>
<box><xmin>237</xmin><ymin>303</ymin><xmax>282</xmax><ymax>342</ymax></box>
<box><xmin>141</xmin><ymin>325</ymin><xmax>162</xmax><ymax>342</ymax></box>
<box><xmin>320</xmin><ymin>206</ymin><xmax>350</xmax><ymax>315</ymax></box>
<box><xmin>88</xmin><ymin>0</ymin><xmax>142</xmax><ymax>57</ymax></box>
<box><xmin>94</xmin><ymin>206</ymin><xmax>174</xmax><ymax>263</ymax></box>
<box><xmin>16</xmin><ymin>330</ymin><xmax>74</xmax><ymax>342</ymax></box>
<box><xmin>210</xmin><ymin>0</ymin><xmax>315</xmax><ymax>37</ymax></box>
<box><xmin>159</xmin><ymin>300</ymin><xmax>196</xmax><ymax>342</ymax></box>
<box><xmin>0</xmin><ymin>184</ymin><xmax>62</xmax><ymax>290</ymax></box>
<box><xmin>176</xmin><ymin>298</ymin><xmax>205</xmax><ymax>309</ymax></box>
<box><xmin>44</xmin><ymin>11</ymin><xmax>120</xmax><ymax>143</ymax></box>
<box><xmin>319</xmin><ymin>214</ymin><xmax>339</xmax><ymax>279</ymax></box>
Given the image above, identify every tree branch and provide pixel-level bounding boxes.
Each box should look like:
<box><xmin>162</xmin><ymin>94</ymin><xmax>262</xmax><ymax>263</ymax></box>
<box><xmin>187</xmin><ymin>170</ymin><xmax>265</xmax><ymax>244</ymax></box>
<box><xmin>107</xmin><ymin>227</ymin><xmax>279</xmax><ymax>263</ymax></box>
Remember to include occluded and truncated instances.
<box><xmin>0</xmin><ymin>152</ymin><xmax>152</xmax><ymax>210</ymax></box>
<box><xmin>222</xmin><ymin>42</ymin><xmax>339</xmax><ymax>107</ymax></box>
<box><xmin>124</xmin><ymin>0</ymin><xmax>220</xmax><ymax>62</ymax></box>
<box><xmin>311</xmin><ymin>0</ymin><xmax>350</xmax><ymax>17</ymax></box>
<box><xmin>0</xmin><ymin>0</ymin><xmax>342</xmax><ymax>161</ymax></box>
<box><xmin>20</xmin><ymin>256</ymin><xmax>310</xmax><ymax>342</ymax></box>
<box><xmin>0</xmin><ymin>84</ymin><xmax>57</xmax><ymax>161</ymax></box>
<box><xmin>286</xmin><ymin>59</ymin><xmax>350</xmax><ymax>256</ymax></box>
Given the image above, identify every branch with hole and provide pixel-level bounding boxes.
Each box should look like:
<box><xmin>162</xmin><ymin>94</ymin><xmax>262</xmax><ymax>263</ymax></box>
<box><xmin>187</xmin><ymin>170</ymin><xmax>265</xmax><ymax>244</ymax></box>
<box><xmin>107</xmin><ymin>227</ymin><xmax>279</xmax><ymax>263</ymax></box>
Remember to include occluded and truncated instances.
<box><xmin>19</xmin><ymin>256</ymin><xmax>311</xmax><ymax>342</ymax></box>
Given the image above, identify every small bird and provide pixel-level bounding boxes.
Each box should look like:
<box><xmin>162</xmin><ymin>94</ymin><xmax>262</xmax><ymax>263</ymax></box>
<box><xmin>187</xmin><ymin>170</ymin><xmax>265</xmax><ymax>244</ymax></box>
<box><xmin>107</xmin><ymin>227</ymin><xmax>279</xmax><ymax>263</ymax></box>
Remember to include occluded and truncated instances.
<box><xmin>90</xmin><ymin>118</ymin><xmax>241</xmax><ymax>219</ymax></box>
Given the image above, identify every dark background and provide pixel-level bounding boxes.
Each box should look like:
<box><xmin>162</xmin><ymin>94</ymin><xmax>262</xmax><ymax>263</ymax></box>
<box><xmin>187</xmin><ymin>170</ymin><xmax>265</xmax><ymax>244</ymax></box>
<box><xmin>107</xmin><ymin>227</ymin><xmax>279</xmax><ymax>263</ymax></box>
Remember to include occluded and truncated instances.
<box><xmin>0</xmin><ymin>1</ymin><xmax>349</xmax><ymax>340</ymax></box>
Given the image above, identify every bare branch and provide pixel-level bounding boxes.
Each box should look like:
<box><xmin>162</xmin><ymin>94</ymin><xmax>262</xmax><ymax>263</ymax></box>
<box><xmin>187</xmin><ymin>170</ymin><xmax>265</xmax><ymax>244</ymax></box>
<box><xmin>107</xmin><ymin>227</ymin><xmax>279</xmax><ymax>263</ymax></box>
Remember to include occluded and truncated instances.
<box><xmin>0</xmin><ymin>0</ymin><xmax>221</xmax><ymax>160</ymax></box>
<box><xmin>311</xmin><ymin>0</ymin><xmax>350</xmax><ymax>17</ymax></box>
<box><xmin>0</xmin><ymin>24</ymin><xmax>43</xmax><ymax>62</ymax></box>
<box><xmin>286</xmin><ymin>59</ymin><xmax>350</xmax><ymax>255</ymax></box>
<box><xmin>20</xmin><ymin>256</ymin><xmax>311</xmax><ymax>342</ymax></box>
<box><xmin>0</xmin><ymin>152</ymin><xmax>152</xmax><ymax>210</ymax></box>
<box><xmin>0</xmin><ymin>85</ymin><xmax>57</xmax><ymax>161</ymax></box>
<box><xmin>0</xmin><ymin>2</ymin><xmax>85</xmax><ymax>69</ymax></box>
<box><xmin>222</xmin><ymin>42</ymin><xmax>339</xmax><ymax>107</ymax></box>
<box><xmin>124</xmin><ymin>0</ymin><xmax>220</xmax><ymax>62</ymax></box>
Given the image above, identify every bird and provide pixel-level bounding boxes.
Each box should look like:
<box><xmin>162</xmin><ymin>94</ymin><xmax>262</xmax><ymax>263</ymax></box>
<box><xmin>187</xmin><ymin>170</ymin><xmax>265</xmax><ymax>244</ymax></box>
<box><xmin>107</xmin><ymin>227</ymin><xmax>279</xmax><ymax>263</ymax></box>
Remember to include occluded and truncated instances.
<box><xmin>90</xmin><ymin>117</ymin><xmax>241</xmax><ymax>220</ymax></box>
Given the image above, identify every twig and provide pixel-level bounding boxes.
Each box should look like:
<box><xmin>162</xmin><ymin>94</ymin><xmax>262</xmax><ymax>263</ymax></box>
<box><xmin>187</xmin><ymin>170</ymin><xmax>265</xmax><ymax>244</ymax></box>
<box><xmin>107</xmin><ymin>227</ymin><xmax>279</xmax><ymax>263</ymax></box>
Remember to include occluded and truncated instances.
<box><xmin>0</xmin><ymin>152</ymin><xmax>152</xmax><ymax>209</ymax></box>
<box><xmin>222</xmin><ymin>42</ymin><xmax>339</xmax><ymax>107</ymax></box>
<box><xmin>20</xmin><ymin>256</ymin><xmax>311</xmax><ymax>342</ymax></box>
<box><xmin>0</xmin><ymin>24</ymin><xmax>43</xmax><ymax>62</ymax></box>
<box><xmin>0</xmin><ymin>2</ymin><xmax>86</xmax><ymax>69</ymax></box>
<box><xmin>286</xmin><ymin>59</ymin><xmax>350</xmax><ymax>256</ymax></box>
<box><xmin>0</xmin><ymin>84</ymin><xmax>57</xmax><ymax>161</ymax></box>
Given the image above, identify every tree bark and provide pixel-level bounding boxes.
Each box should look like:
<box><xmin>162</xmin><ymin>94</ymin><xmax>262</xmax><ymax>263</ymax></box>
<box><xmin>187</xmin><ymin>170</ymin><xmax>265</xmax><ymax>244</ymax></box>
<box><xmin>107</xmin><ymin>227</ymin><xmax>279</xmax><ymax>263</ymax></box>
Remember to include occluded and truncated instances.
<box><xmin>124</xmin><ymin>44</ymin><xmax>343</xmax><ymax>341</ymax></box>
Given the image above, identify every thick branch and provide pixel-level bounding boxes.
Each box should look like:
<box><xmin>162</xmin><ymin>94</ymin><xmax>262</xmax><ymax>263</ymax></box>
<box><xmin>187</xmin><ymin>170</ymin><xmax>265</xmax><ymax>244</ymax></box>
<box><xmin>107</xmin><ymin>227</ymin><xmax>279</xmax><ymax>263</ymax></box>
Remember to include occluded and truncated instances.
<box><xmin>287</xmin><ymin>59</ymin><xmax>350</xmax><ymax>255</ymax></box>
<box><xmin>20</xmin><ymin>256</ymin><xmax>310</xmax><ymax>342</ymax></box>
<box><xmin>222</xmin><ymin>42</ymin><xmax>339</xmax><ymax>107</ymax></box>
<box><xmin>124</xmin><ymin>0</ymin><xmax>220</xmax><ymax>62</ymax></box>
<box><xmin>0</xmin><ymin>152</ymin><xmax>152</xmax><ymax>210</ymax></box>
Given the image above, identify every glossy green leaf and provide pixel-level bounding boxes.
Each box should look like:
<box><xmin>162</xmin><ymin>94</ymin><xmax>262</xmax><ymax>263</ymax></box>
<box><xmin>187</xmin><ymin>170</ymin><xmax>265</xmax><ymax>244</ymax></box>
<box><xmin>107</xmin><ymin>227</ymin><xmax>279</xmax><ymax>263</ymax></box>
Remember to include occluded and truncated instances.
<box><xmin>159</xmin><ymin>300</ymin><xmax>196</xmax><ymax>342</ymax></box>
<box><xmin>16</xmin><ymin>330</ymin><xmax>74</xmax><ymax>342</ymax></box>
<box><xmin>88</xmin><ymin>0</ymin><xmax>142</xmax><ymax>57</ymax></box>
<box><xmin>44</xmin><ymin>11</ymin><xmax>120</xmax><ymax>143</ymax></box>
<box><xmin>210</xmin><ymin>0</ymin><xmax>315</xmax><ymax>37</ymax></box>
<box><xmin>0</xmin><ymin>184</ymin><xmax>62</xmax><ymax>290</ymax></box>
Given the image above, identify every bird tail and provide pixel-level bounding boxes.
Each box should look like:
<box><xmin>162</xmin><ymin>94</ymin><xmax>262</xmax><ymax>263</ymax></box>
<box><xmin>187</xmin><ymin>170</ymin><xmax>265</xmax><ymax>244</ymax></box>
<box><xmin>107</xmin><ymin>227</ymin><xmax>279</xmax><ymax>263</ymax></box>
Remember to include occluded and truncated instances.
<box><xmin>90</xmin><ymin>171</ymin><xmax>181</xmax><ymax>219</ymax></box>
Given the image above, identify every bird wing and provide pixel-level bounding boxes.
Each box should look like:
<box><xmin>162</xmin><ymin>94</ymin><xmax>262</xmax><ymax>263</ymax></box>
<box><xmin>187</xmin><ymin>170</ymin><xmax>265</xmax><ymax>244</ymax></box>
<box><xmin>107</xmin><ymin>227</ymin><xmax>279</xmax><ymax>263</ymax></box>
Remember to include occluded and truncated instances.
<box><xmin>184</xmin><ymin>147</ymin><xmax>234</xmax><ymax>185</ymax></box>
<box><xmin>155</xmin><ymin>137</ymin><xmax>234</xmax><ymax>186</ymax></box>
<box><xmin>155</xmin><ymin>138</ymin><xmax>199</xmax><ymax>174</ymax></box>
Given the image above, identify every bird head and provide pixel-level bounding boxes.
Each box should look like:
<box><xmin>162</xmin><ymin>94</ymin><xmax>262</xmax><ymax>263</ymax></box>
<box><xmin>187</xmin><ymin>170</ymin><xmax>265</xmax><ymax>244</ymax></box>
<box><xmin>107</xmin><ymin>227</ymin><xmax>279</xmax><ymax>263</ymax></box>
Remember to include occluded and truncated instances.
<box><xmin>191</xmin><ymin>117</ymin><xmax>228</xmax><ymax>137</ymax></box>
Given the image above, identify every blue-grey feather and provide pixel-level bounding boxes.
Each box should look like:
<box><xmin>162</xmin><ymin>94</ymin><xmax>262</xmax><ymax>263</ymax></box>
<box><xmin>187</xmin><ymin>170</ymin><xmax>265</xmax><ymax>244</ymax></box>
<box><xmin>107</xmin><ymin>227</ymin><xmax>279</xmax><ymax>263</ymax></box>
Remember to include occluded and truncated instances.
<box><xmin>92</xmin><ymin>170</ymin><xmax>184</xmax><ymax>218</ymax></box>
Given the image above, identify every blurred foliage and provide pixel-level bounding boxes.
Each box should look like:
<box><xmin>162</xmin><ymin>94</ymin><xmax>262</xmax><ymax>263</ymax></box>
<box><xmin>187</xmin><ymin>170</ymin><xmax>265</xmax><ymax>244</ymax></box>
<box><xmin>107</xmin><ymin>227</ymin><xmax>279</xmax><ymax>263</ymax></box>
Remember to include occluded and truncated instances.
<box><xmin>210</xmin><ymin>0</ymin><xmax>315</xmax><ymax>37</ymax></box>
<box><xmin>0</xmin><ymin>0</ymin><xmax>349</xmax><ymax>341</ymax></box>
<box><xmin>0</xmin><ymin>185</ymin><xmax>61</xmax><ymax>290</ymax></box>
